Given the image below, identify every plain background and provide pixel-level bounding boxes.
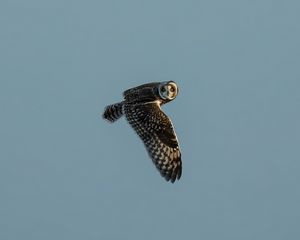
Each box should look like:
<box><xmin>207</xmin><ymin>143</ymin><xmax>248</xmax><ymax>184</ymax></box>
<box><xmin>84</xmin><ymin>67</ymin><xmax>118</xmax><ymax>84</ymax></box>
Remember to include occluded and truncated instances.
<box><xmin>1</xmin><ymin>0</ymin><xmax>300</xmax><ymax>239</ymax></box>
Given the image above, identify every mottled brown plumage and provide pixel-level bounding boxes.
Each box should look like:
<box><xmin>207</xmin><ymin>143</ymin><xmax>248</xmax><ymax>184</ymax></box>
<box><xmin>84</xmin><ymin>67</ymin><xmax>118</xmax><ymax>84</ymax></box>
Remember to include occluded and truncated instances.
<box><xmin>103</xmin><ymin>81</ymin><xmax>182</xmax><ymax>183</ymax></box>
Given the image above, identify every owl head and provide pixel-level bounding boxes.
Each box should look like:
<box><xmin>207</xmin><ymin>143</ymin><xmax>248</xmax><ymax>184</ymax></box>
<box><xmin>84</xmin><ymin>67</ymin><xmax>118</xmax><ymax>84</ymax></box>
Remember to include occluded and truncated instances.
<box><xmin>158</xmin><ymin>81</ymin><xmax>179</xmax><ymax>101</ymax></box>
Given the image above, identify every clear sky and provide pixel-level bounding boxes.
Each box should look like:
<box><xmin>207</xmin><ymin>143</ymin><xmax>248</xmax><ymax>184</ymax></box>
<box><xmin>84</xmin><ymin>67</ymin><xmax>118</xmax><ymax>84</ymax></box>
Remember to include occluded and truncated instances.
<box><xmin>1</xmin><ymin>0</ymin><xmax>300</xmax><ymax>239</ymax></box>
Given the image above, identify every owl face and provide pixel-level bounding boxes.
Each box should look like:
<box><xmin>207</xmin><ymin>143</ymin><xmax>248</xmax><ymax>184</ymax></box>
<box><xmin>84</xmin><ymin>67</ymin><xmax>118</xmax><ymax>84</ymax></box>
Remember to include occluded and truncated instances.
<box><xmin>158</xmin><ymin>81</ymin><xmax>178</xmax><ymax>101</ymax></box>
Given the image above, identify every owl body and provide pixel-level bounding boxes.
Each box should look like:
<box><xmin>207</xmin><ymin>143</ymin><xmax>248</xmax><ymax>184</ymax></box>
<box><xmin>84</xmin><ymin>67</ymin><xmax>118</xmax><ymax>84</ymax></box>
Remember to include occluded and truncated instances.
<box><xmin>103</xmin><ymin>81</ymin><xmax>182</xmax><ymax>183</ymax></box>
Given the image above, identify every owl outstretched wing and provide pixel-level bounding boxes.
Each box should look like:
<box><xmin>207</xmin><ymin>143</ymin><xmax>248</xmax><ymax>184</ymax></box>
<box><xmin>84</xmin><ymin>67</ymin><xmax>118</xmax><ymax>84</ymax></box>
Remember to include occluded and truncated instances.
<box><xmin>124</xmin><ymin>102</ymin><xmax>182</xmax><ymax>183</ymax></box>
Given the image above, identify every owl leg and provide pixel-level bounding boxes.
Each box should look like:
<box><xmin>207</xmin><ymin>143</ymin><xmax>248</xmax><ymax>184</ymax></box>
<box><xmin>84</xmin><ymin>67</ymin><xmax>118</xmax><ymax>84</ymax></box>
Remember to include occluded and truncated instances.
<box><xmin>103</xmin><ymin>102</ymin><xmax>124</xmax><ymax>123</ymax></box>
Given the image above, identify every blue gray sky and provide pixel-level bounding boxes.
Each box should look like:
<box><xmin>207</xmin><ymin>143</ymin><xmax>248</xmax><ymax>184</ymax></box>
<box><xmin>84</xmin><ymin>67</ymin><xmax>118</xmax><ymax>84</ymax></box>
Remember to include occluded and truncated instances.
<box><xmin>1</xmin><ymin>0</ymin><xmax>300</xmax><ymax>239</ymax></box>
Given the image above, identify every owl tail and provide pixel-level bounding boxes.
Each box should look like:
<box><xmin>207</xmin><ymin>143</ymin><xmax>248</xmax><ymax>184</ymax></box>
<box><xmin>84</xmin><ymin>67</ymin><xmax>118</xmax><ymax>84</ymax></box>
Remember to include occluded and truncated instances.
<box><xmin>103</xmin><ymin>102</ymin><xmax>124</xmax><ymax>123</ymax></box>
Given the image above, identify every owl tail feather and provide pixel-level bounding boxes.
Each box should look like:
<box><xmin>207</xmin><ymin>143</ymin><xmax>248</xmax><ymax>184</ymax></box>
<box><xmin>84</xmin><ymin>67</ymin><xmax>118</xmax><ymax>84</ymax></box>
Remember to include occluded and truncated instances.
<box><xmin>103</xmin><ymin>102</ymin><xmax>124</xmax><ymax>123</ymax></box>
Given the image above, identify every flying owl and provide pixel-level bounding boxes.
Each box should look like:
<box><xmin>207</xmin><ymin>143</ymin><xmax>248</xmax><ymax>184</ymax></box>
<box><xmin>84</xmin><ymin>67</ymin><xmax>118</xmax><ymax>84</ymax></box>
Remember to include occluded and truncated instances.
<box><xmin>103</xmin><ymin>81</ymin><xmax>182</xmax><ymax>183</ymax></box>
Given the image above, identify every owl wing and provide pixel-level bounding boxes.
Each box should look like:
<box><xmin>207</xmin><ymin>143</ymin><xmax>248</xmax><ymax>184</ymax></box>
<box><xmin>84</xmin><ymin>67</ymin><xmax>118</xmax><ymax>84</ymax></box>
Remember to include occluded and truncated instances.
<box><xmin>124</xmin><ymin>102</ymin><xmax>182</xmax><ymax>183</ymax></box>
<box><xmin>123</xmin><ymin>82</ymin><xmax>159</xmax><ymax>104</ymax></box>
<box><xmin>123</xmin><ymin>82</ymin><xmax>159</xmax><ymax>99</ymax></box>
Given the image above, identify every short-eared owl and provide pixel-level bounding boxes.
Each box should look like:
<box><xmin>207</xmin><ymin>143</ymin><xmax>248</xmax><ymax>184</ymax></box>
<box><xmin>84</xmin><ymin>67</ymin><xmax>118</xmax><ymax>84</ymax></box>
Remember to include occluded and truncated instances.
<box><xmin>103</xmin><ymin>81</ymin><xmax>182</xmax><ymax>183</ymax></box>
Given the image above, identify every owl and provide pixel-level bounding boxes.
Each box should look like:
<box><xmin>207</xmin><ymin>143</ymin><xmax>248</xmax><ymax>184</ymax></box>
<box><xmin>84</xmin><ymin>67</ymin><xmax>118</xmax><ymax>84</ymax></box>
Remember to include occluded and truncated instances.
<box><xmin>103</xmin><ymin>81</ymin><xmax>182</xmax><ymax>183</ymax></box>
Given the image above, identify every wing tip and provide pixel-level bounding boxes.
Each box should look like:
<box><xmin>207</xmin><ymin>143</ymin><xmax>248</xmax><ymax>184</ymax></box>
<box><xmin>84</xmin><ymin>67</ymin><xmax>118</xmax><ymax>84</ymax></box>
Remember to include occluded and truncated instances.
<box><xmin>162</xmin><ymin>162</ymin><xmax>182</xmax><ymax>183</ymax></box>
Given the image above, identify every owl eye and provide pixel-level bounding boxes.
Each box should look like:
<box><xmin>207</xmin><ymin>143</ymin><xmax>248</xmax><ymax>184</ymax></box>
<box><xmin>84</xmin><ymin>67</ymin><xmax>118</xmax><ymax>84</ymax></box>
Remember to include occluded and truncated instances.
<box><xmin>169</xmin><ymin>86</ymin><xmax>175</xmax><ymax>92</ymax></box>
<box><xmin>160</xmin><ymin>87</ymin><xmax>166</xmax><ymax>92</ymax></box>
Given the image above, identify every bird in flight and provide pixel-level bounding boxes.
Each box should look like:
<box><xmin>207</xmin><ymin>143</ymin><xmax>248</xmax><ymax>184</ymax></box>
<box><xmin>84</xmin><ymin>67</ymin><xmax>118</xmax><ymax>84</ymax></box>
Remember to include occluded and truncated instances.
<box><xmin>103</xmin><ymin>81</ymin><xmax>182</xmax><ymax>183</ymax></box>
